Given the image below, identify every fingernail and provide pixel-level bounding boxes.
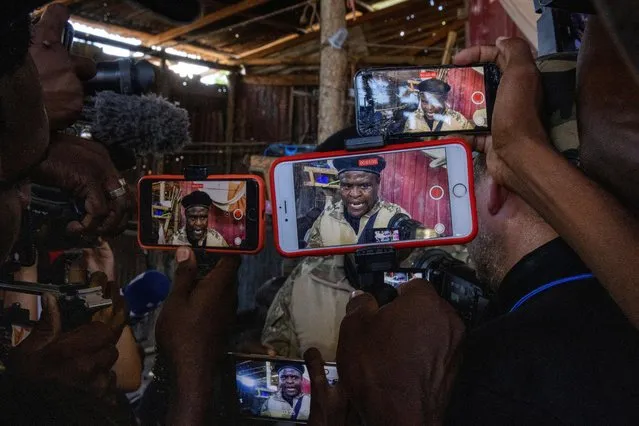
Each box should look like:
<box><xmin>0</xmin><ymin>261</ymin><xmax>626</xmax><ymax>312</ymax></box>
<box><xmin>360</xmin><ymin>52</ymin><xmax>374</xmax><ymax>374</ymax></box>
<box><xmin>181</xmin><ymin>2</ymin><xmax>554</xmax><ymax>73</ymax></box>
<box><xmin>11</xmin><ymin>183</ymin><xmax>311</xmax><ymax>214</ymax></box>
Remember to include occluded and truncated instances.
<box><xmin>350</xmin><ymin>290</ymin><xmax>364</xmax><ymax>299</ymax></box>
<box><xmin>176</xmin><ymin>247</ymin><xmax>190</xmax><ymax>263</ymax></box>
<box><xmin>496</xmin><ymin>36</ymin><xmax>509</xmax><ymax>46</ymax></box>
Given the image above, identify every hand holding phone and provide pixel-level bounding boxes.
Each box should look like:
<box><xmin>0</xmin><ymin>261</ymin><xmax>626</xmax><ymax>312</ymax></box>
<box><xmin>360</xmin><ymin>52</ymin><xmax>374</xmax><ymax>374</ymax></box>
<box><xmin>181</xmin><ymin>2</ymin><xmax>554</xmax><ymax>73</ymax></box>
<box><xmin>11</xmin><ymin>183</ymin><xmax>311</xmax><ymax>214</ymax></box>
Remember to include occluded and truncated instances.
<box><xmin>138</xmin><ymin>175</ymin><xmax>265</xmax><ymax>254</ymax></box>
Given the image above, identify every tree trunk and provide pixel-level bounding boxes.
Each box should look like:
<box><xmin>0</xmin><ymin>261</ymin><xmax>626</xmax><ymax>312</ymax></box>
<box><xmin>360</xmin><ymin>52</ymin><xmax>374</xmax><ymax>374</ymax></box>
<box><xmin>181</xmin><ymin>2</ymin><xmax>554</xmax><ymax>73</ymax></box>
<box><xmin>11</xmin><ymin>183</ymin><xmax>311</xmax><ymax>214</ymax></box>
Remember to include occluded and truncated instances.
<box><xmin>318</xmin><ymin>0</ymin><xmax>348</xmax><ymax>144</ymax></box>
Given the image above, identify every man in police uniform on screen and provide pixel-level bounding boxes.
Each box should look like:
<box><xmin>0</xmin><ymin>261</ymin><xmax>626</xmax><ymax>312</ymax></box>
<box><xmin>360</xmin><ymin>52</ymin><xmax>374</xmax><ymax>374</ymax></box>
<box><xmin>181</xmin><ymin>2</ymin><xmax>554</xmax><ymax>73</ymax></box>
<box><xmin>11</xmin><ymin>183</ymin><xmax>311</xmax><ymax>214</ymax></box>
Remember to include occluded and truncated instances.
<box><xmin>306</xmin><ymin>155</ymin><xmax>409</xmax><ymax>248</ymax></box>
<box><xmin>260</xmin><ymin>363</ymin><xmax>311</xmax><ymax>421</ymax></box>
<box><xmin>170</xmin><ymin>190</ymin><xmax>229</xmax><ymax>248</ymax></box>
<box><xmin>404</xmin><ymin>78</ymin><xmax>474</xmax><ymax>133</ymax></box>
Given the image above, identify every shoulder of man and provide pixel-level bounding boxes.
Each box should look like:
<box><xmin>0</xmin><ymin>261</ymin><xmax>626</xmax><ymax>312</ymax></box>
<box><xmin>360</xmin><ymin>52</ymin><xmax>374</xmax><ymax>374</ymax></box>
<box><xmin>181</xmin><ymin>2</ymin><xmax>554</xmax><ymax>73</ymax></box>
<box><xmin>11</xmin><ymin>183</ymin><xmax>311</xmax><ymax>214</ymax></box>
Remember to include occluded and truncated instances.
<box><xmin>447</xmin><ymin>109</ymin><xmax>470</xmax><ymax>123</ymax></box>
<box><xmin>378</xmin><ymin>200</ymin><xmax>406</xmax><ymax>214</ymax></box>
<box><xmin>171</xmin><ymin>229</ymin><xmax>189</xmax><ymax>244</ymax></box>
<box><xmin>325</xmin><ymin>200</ymin><xmax>345</xmax><ymax>220</ymax></box>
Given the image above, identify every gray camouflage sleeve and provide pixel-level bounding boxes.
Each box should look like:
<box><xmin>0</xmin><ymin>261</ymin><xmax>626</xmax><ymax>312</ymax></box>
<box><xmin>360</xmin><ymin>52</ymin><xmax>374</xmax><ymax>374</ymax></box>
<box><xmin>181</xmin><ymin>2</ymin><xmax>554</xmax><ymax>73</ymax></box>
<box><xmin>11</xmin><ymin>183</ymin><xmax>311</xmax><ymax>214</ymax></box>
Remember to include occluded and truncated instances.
<box><xmin>261</xmin><ymin>272</ymin><xmax>300</xmax><ymax>357</ymax></box>
<box><xmin>305</xmin><ymin>216</ymin><xmax>323</xmax><ymax>248</ymax></box>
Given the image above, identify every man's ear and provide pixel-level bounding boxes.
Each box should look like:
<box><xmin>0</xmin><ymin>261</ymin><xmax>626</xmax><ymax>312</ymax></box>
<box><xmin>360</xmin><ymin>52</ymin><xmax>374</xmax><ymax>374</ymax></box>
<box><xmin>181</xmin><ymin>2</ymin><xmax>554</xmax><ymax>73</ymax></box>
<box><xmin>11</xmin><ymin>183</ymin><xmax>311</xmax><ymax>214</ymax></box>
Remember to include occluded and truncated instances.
<box><xmin>487</xmin><ymin>178</ymin><xmax>509</xmax><ymax>216</ymax></box>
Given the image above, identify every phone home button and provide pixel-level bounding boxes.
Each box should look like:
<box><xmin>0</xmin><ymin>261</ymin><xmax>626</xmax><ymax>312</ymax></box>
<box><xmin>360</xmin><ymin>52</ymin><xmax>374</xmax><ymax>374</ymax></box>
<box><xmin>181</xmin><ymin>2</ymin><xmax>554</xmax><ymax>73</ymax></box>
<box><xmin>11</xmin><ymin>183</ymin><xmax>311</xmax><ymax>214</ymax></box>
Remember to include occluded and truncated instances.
<box><xmin>453</xmin><ymin>183</ymin><xmax>467</xmax><ymax>198</ymax></box>
<box><xmin>247</xmin><ymin>208</ymin><xmax>258</xmax><ymax>221</ymax></box>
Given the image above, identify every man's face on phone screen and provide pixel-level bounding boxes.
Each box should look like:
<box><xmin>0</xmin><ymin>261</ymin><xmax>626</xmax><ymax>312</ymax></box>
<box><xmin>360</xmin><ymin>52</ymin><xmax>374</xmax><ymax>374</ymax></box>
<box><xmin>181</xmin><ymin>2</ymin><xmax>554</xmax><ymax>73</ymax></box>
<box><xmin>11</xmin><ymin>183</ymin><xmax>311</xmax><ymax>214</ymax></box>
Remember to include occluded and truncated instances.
<box><xmin>339</xmin><ymin>171</ymin><xmax>380</xmax><ymax>218</ymax></box>
<box><xmin>279</xmin><ymin>368</ymin><xmax>302</xmax><ymax>398</ymax></box>
<box><xmin>420</xmin><ymin>92</ymin><xmax>447</xmax><ymax>120</ymax></box>
<box><xmin>185</xmin><ymin>206</ymin><xmax>209</xmax><ymax>243</ymax></box>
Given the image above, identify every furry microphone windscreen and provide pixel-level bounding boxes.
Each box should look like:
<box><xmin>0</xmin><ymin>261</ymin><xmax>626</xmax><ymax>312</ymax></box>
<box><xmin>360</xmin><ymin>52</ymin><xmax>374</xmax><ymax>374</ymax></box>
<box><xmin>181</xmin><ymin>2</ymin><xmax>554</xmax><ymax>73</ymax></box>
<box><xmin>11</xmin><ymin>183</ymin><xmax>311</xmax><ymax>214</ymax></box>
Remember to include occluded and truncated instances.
<box><xmin>87</xmin><ymin>91</ymin><xmax>191</xmax><ymax>156</ymax></box>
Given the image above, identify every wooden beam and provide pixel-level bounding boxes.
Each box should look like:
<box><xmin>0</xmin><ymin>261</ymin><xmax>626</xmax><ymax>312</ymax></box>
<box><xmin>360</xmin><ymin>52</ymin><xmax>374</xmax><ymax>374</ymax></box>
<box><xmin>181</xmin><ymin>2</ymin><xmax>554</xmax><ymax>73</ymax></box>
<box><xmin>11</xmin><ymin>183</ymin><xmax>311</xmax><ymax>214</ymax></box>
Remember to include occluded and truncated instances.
<box><xmin>357</xmin><ymin>55</ymin><xmax>441</xmax><ymax>65</ymax></box>
<box><xmin>385</xmin><ymin>19</ymin><xmax>466</xmax><ymax>56</ymax></box>
<box><xmin>236</xmin><ymin>34</ymin><xmax>300</xmax><ymax>59</ymax></box>
<box><xmin>146</xmin><ymin>0</ymin><xmax>272</xmax><ymax>46</ymax></box>
<box><xmin>67</xmin><ymin>15</ymin><xmax>233</xmax><ymax>63</ymax></box>
<box><xmin>235</xmin><ymin>10</ymin><xmax>361</xmax><ymax>60</ymax></box>
<box><xmin>239</xmin><ymin>0</ymin><xmax>425</xmax><ymax>60</ymax></box>
<box><xmin>243</xmin><ymin>74</ymin><xmax>320</xmax><ymax>86</ymax></box>
<box><xmin>235</xmin><ymin>55</ymin><xmax>440</xmax><ymax>66</ymax></box>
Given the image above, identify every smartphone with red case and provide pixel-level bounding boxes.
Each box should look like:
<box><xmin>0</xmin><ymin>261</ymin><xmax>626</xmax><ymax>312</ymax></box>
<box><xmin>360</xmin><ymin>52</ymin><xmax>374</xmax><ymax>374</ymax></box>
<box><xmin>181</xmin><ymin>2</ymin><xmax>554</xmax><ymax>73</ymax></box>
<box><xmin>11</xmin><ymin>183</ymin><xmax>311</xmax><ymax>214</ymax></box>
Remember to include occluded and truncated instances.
<box><xmin>138</xmin><ymin>174</ymin><xmax>265</xmax><ymax>254</ymax></box>
<box><xmin>270</xmin><ymin>139</ymin><xmax>476</xmax><ymax>257</ymax></box>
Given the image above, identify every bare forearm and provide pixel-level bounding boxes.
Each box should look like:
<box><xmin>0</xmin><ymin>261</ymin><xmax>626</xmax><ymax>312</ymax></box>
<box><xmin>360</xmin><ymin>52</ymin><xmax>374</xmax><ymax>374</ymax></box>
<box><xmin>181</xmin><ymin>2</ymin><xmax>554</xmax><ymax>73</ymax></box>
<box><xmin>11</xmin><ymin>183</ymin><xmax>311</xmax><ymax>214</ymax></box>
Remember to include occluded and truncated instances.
<box><xmin>506</xmin><ymin>141</ymin><xmax>639</xmax><ymax>327</ymax></box>
<box><xmin>167</xmin><ymin>360</ymin><xmax>215</xmax><ymax>426</ymax></box>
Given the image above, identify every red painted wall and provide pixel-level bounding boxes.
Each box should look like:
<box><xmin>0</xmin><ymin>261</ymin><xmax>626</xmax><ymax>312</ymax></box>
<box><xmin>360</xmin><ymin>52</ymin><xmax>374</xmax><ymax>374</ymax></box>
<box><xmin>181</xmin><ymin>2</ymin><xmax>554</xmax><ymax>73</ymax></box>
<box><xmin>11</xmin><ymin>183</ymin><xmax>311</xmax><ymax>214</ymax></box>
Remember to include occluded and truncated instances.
<box><xmin>445</xmin><ymin>67</ymin><xmax>486</xmax><ymax>123</ymax></box>
<box><xmin>380</xmin><ymin>151</ymin><xmax>453</xmax><ymax>236</ymax></box>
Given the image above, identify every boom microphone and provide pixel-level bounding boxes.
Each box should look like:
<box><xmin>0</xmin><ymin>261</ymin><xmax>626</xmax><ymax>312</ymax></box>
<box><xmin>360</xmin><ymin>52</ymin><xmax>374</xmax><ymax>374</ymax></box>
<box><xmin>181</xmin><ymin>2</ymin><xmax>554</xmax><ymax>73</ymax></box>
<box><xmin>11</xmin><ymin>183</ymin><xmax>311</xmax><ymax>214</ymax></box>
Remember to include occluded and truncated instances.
<box><xmin>82</xmin><ymin>91</ymin><xmax>191</xmax><ymax>156</ymax></box>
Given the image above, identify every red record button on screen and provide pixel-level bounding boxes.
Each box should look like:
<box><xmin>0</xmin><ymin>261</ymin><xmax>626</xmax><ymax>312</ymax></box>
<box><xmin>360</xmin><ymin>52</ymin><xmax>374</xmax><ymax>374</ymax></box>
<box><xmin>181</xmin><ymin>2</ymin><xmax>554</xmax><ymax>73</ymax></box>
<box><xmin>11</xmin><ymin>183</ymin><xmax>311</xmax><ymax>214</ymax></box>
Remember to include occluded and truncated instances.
<box><xmin>430</xmin><ymin>185</ymin><xmax>444</xmax><ymax>200</ymax></box>
<box><xmin>471</xmin><ymin>91</ymin><xmax>485</xmax><ymax>105</ymax></box>
<box><xmin>233</xmin><ymin>209</ymin><xmax>244</xmax><ymax>220</ymax></box>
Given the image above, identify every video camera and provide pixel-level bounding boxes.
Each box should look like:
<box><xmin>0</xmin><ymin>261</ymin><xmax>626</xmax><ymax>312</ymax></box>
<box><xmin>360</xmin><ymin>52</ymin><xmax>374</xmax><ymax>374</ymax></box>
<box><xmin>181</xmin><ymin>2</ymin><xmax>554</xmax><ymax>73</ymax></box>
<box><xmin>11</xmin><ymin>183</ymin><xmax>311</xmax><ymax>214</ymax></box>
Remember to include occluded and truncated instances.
<box><xmin>62</xmin><ymin>22</ymin><xmax>156</xmax><ymax>96</ymax></box>
<box><xmin>412</xmin><ymin>249</ymin><xmax>490</xmax><ymax>327</ymax></box>
<box><xmin>345</xmin><ymin>248</ymin><xmax>489</xmax><ymax>327</ymax></box>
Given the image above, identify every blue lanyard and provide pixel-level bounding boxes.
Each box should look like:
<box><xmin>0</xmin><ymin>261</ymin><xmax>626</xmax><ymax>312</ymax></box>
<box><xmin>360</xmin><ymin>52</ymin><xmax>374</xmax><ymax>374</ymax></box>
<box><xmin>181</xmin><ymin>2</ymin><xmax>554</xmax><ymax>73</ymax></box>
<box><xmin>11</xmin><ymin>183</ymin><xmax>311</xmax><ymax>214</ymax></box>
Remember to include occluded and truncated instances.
<box><xmin>509</xmin><ymin>273</ymin><xmax>595</xmax><ymax>313</ymax></box>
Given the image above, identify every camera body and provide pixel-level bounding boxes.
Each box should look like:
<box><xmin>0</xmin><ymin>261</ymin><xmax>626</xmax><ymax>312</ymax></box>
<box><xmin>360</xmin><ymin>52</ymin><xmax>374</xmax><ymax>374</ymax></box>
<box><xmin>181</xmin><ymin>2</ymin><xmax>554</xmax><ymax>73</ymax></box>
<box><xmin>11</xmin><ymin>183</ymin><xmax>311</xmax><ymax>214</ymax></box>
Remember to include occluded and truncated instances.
<box><xmin>413</xmin><ymin>249</ymin><xmax>490</xmax><ymax>327</ymax></box>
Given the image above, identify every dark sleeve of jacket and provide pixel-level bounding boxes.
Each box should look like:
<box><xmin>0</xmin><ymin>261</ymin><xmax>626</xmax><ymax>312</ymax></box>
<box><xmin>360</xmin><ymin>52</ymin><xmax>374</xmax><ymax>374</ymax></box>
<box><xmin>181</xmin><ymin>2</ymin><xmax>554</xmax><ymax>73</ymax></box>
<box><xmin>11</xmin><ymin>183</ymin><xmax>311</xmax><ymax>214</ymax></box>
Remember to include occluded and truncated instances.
<box><xmin>445</xmin><ymin>381</ymin><xmax>566</xmax><ymax>426</ymax></box>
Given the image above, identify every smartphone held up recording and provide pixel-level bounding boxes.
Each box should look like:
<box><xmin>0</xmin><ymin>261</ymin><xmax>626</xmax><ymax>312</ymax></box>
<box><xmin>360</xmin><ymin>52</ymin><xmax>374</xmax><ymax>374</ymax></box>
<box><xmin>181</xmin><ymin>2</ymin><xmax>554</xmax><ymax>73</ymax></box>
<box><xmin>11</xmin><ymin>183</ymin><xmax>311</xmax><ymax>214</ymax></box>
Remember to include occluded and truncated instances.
<box><xmin>138</xmin><ymin>175</ymin><xmax>265</xmax><ymax>254</ymax></box>
<box><xmin>229</xmin><ymin>353</ymin><xmax>338</xmax><ymax>423</ymax></box>
<box><xmin>271</xmin><ymin>139</ymin><xmax>476</xmax><ymax>257</ymax></box>
<box><xmin>355</xmin><ymin>64</ymin><xmax>500</xmax><ymax>138</ymax></box>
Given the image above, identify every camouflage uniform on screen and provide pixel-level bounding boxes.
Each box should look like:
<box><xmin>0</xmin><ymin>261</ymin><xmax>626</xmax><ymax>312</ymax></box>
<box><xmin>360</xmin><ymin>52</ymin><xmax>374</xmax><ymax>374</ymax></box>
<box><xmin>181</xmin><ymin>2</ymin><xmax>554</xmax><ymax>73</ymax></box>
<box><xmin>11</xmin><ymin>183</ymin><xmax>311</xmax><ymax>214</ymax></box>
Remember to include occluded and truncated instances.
<box><xmin>170</xmin><ymin>228</ymin><xmax>228</xmax><ymax>247</ymax></box>
<box><xmin>403</xmin><ymin>78</ymin><xmax>475</xmax><ymax>133</ymax></box>
<box><xmin>404</xmin><ymin>108</ymin><xmax>475</xmax><ymax>133</ymax></box>
<box><xmin>305</xmin><ymin>200</ymin><xmax>408</xmax><ymax>248</ymax></box>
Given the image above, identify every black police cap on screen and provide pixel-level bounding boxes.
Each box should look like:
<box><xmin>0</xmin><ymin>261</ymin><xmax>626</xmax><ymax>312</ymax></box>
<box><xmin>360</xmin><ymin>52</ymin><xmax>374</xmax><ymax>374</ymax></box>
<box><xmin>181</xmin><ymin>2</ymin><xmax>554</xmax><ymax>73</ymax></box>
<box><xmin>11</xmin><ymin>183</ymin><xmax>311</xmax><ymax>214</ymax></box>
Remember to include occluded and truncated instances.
<box><xmin>333</xmin><ymin>155</ymin><xmax>387</xmax><ymax>176</ymax></box>
<box><xmin>181</xmin><ymin>190</ymin><xmax>212</xmax><ymax>210</ymax></box>
<box><xmin>275</xmin><ymin>363</ymin><xmax>305</xmax><ymax>376</ymax></box>
<box><xmin>416</xmin><ymin>78</ymin><xmax>451</xmax><ymax>95</ymax></box>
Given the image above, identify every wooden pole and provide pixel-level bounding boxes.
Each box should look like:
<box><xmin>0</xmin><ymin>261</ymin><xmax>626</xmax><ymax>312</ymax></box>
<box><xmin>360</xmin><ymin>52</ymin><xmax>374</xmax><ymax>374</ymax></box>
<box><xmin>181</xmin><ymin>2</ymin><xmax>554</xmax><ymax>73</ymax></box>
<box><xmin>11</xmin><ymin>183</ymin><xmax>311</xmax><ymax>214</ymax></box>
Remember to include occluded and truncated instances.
<box><xmin>318</xmin><ymin>0</ymin><xmax>348</xmax><ymax>144</ymax></box>
<box><xmin>225</xmin><ymin>73</ymin><xmax>238</xmax><ymax>173</ymax></box>
<box><xmin>154</xmin><ymin>58</ymin><xmax>172</xmax><ymax>175</ymax></box>
<box><xmin>441</xmin><ymin>31</ymin><xmax>459</xmax><ymax>65</ymax></box>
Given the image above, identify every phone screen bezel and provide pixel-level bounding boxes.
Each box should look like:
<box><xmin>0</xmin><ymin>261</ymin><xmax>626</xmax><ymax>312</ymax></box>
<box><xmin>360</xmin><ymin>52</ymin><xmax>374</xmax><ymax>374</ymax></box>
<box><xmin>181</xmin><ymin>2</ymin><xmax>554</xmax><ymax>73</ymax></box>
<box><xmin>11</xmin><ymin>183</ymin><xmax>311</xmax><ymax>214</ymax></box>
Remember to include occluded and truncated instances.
<box><xmin>271</xmin><ymin>139</ymin><xmax>477</xmax><ymax>257</ymax></box>
<box><xmin>138</xmin><ymin>175</ymin><xmax>263</xmax><ymax>253</ymax></box>
<box><xmin>354</xmin><ymin>64</ymin><xmax>499</xmax><ymax>139</ymax></box>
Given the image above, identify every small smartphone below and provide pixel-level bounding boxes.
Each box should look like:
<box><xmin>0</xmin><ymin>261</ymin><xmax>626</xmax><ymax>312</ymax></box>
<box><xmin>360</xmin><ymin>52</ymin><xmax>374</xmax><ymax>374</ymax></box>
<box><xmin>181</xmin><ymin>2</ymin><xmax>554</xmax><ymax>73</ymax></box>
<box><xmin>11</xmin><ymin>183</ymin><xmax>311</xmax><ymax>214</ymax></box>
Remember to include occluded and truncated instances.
<box><xmin>271</xmin><ymin>139</ymin><xmax>476</xmax><ymax>257</ymax></box>
<box><xmin>138</xmin><ymin>174</ymin><xmax>265</xmax><ymax>254</ymax></box>
<box><xmin>384</xmin><ymin>270</ymin><xmax>425</xmax><ymax>288</ymax></box>
<box><xmin>355</xmin><ymin>64</ymin><xmax>500</xmax><ymax>139</ymax></box>
<box><xmin>229</xmin><ymin>353</ymin><xmax>338</xmax><ymax>424</ymax></box>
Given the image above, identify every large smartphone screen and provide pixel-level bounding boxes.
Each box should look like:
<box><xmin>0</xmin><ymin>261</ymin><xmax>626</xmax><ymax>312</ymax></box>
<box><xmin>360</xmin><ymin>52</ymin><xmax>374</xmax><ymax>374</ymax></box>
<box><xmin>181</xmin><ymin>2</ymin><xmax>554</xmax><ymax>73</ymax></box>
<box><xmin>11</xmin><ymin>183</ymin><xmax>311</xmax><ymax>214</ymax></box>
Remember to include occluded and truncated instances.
<box><xmin>234</xmin><ymin>358</ymin><xmax>338</xmax><ymax>423</ymax></box>
<box><xmin>139</xmin><ymin>178</ymin><xmax>261</xmax><ymax>250</ymax></box>
<box><xmin>273</xmin><ymin>142</ymin><xmax>474</xmax><ymax>255</ymax></box>
<box><xmin>355</xmin><ymin>65</ymin><xmax>495</xmax><ymax>138</ymax></box>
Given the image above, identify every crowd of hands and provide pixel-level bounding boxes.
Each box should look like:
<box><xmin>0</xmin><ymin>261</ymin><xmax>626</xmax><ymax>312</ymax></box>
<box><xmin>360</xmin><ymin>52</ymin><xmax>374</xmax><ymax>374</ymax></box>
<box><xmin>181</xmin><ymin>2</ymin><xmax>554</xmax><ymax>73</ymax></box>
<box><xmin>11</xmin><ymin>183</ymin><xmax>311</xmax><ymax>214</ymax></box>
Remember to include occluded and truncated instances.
<box><xmin>2</xmin><ymin>4</ymin><xmax>639</xmax><ymax>426</ymax></box>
